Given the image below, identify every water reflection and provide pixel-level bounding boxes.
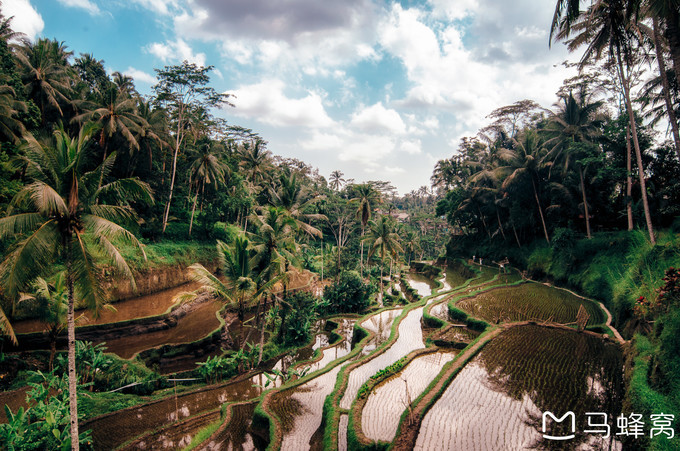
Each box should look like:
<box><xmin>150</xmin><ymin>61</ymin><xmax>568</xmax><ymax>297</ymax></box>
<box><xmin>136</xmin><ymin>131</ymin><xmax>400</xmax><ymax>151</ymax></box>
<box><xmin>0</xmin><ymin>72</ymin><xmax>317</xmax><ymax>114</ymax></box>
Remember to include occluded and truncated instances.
<box><xmin>416</xmin><ymin>325</ymin><xmax>623</xmax><ymax>450</ymax></box>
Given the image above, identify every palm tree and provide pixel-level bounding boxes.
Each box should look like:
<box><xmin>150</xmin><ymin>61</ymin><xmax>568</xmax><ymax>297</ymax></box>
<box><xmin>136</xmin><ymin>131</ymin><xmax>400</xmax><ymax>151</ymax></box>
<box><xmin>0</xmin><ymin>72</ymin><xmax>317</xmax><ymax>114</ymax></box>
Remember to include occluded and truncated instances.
<box><xmin>543</xmin><ymin>88</ymin><xmax>605</xmax><ymax>238</ymax></box>
<box><xmin>0</xmin><ymin>81</ymin><xmax>27</xmax><ymax>143</ymax></box>
<box><xmin>365</xmin><ymin>215</ymin><xmax>403</xmax><ymax>298</ymax></box>
<box><xmin>556</xmin><ymin>0</ymin><xmax>657</xmax><ymax>243</ymax></box>
<box><xmin>350</xmin><ymin>183</ymin><xmax>381</xmax><ymax>275</ymax></box>
<box><xmin>72</xmin><ymin>84</ymin><xmax>147</xmax><ymax>186</ymax></box>
<box><xmin>14</xmin><ymin>38</ymin><xmax>73</xmax><ymax>123</ymax></box>
<box><xmin>329</xmin><ymin>170</ymin><xmax>345</xmax><ymax>191</ymax></box>
<box><xmin>237</xmin><ymin>138</ymin><xmax>273</xmax><ymax>190</ymax></box>
<box><xmin>500</xmin><ymin>129</ymin><xmax>552</xmax><ymax>243</ymax></box>
<box><xmin>402</xmin><ymin>230</ymin><xmax>420</xmax><ymax>266</ymax></box>
<box><xmin>20</xmin><ymin>272</ymin><xmax>69</xmax><ymax>370</ymax></box>
<box><xmin>136</xmin><ymin>97</ymin><xmax>169</xmax><ymax>173</ymax></box>
<box><xmin>187</xmin><ymin>140</ymin><xmax>227</xmax><ymax>236</ymax></box>
<box><xmin>268</xmin><ymin>168</ymin><xmax>326</xmax><ymax>239</ymax></box>
<box><xmin>0</xmin><ymin>123</ymin><xmax>152</xmax><ymax>450</ymax></box>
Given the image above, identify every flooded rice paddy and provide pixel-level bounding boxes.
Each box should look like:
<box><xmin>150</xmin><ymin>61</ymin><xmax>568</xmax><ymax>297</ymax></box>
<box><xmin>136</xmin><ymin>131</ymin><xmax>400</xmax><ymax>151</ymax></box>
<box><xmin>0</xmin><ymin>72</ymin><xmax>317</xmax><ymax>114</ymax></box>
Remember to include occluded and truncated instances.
<box><xmin>361</xmin><ymin>350</ymin><xmax>457</xmax><ymax>442</ymax></box>
<box><xmin>403</xmin><ymin>273</ymin><xmax>437</xmax><ymax>297</ymax></box>
<box><xmin>415</xmin><ymin>324</ymin><xmax>623</xmax><ymax>450</ymax></box>
<box><xmin>457</xmin><ymin>282</ymin><xmax>606</xmax><ymax>325</ymax></box>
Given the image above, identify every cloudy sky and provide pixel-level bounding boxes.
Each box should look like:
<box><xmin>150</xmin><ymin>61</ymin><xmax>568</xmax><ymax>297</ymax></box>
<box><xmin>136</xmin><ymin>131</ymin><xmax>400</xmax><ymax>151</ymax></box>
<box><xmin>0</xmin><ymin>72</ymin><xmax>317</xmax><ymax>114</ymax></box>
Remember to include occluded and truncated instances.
<box><xmin>5</xmin><ymin>0</ymin><xmax>577</xmax><ymax>194</ymax></box>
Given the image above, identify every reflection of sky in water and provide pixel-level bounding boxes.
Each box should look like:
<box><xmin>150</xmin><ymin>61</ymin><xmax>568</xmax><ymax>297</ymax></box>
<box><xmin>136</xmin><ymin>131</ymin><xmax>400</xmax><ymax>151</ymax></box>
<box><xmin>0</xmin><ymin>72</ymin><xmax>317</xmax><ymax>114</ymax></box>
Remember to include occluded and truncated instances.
<box><xmin>405</xmin><ymin>274</ymin><xmax>436</xmax><ymax>297</ymax></box>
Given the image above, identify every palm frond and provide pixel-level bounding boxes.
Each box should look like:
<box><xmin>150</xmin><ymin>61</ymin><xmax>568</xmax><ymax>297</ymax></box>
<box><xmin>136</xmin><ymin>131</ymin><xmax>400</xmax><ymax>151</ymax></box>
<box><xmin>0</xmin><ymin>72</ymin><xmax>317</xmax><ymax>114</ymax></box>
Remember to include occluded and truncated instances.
<box><xmin>0</xmin><ymin>213</ymin><xmax>45</xmax><ymax>239</ymax></box>
<box><xmin>0</xmin><ymin>220</ymin><xmax>58</xmax><ymax>301</ymax></box>
<box><xmin>187</xmin><ymin>263</ymin><xmax>233</xmax><ymax>303</ymax></box>
<box><xmin>0</xmin><ymin>305</ymin><xmax>16</xmax><ymax>345</ymax></box>
<box><xmin>95</xmin><ymin>178</ymin><xmax>154</xmax><ymax>206</ymax></box>
<box><xmin>84</xmin><ymin>214</ymin><xmax>146</xmax><ymax>262</ymax></box>
<box><xmin>71</xmin><ymin>232</ymin><xmax>106</xmax><ymax>316</ymax></box>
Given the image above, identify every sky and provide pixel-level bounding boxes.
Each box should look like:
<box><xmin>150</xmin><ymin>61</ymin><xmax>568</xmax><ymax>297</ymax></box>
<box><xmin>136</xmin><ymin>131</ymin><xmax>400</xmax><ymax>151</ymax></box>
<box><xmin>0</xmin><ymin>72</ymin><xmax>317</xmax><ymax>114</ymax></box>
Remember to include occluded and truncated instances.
<box><xmin>4</xmin><ymin>0</ymin><xmax>578</xmax><ymax>194</ymax></box>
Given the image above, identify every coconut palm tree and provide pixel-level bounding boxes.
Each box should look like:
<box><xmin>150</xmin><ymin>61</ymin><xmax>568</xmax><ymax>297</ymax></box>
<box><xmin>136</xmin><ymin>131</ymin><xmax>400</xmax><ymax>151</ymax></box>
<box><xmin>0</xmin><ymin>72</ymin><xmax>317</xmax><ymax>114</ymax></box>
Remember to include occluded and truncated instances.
<box><xmin>268</xmin><ymin>168</ymin><xmax>326</xmax><ymax>239</ymax></box>
<box><xmin>556</xmin><ymin>0</ymin><xmax>657</xmax><ymax>243</ymax></box>
<box><xmin>14</xmin><ymin>38</ymin><xmax>73</xmax><ymax>123</ymax></box>
<box><xmin>237</xmin><ymin>138</ymin><xmax>273</xmax><ymax>190</ymax></box>
<box><xmin>71</xmin><ymin>84</ymin><xmax>147</xmax><ymax>187</ymax></box>
<box><xmin>136</xmin><ymin>97</ymin><xmax>169</xmax><ymax>173</ymax></box>
<box><xmin>349</xmin><ymin>183</ymin><xmax>381</xmax><ymax>275</ymax></box>
<box><xmin>0</xmin><ymin>80</ymin><xmax>28</xmax><ymax>144</ymax></box>
<box><xmin>187</xmin><ymin>139</ymin><xmax>228</xmax><ymax>236</ymax></box>
<box><xmin>329</xmin><ymin>170</ymin><xmax>345</xmax><ymax>191</ymax></box>
<box><xmin>20</xmin><ymin>272</ymin><xmax>69</xmax><ymax>370</ymax></box>
<box><xmin>543</xmin><ymin>88</ymin><xmax>605</xmax><ymax>238</ymax></box>
<box><xmin>500</xmin><ymin>129</ymin><xmax>552</xmax><ymax>243</ymax></box>
<box><xmin>0</xmin><ymin>122</ymin><xmax>152</xmax><ymax>450</ymax></box>
<box><xmin>365</xmin><ymin>215</ymin><xmax>403</xmax><ymax>298</ymax></box>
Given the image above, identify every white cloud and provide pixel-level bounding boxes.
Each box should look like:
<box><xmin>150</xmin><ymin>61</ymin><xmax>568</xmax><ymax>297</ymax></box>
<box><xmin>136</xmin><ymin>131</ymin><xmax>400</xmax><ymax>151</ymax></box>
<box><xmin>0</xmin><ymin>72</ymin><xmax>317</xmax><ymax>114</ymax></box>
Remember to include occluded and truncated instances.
<box><xmin>128</xmin><ymin>0</ymin><xmax>177</xmax><ymax>15</ymax></box>
<box><xmin>350</xmin><ymin>102</ymin><xmax>406</xmax><ymax>135</ymax></box>
<box><xmin>428</xmin><ymin>0</ymin><xmax>479</xmax><ymax>20</ymax></box>
<box><xmin>399</xmin><ymin>139</ymin><xmax>422</xmax><ymax>155</ymax></box>
<box><xmin>57</xmin><ymin>0</ymin><xmax>100</xmax><ymax>15</ymax></box>
<box><xmin>229</xmin><ymin>79</ymin><xmax>334</xmax><ymax>128</ymax></box>
<box><xmin>145</xmin><ymin>38</ymin><xmax>206</xmax><ymax>66</ymax></box>
<box><xmin>123</xmin><ymin>67</ymin><xmax>156</xmax><ymax>85</ymax></box>
<box><xmin>3</xmin><ymin>0</ymin><xmax>44</xmax><ymax>41</ymax></box>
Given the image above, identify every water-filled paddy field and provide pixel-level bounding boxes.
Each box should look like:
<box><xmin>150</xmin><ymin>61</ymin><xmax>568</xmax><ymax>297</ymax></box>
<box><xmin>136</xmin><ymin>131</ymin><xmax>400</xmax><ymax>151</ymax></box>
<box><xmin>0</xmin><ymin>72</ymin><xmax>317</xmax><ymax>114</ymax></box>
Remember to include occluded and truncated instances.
<box><xmin>4</xmin><ymin>261</ymin><xmax>623</xmax><ymax>450</ymax></box>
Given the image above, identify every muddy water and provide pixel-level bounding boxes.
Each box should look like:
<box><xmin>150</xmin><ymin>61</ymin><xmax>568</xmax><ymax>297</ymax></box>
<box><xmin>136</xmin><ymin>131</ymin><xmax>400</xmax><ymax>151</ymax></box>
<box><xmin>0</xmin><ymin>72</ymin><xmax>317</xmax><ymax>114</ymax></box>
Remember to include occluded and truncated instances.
<box><xmin>415</xmin><ymin>325</ymin><xmax>623</xmax><ymax>450</ymax></box>
<box><xmin>362</xmin><ymin>350</ymin><xmax>457</xmax><ymax>442</ymax></box>
<box><xmin>12</xmin><ymin>282</ymin><xmax>202</xmax><ymax>334</ymax></box>
<box><xmin>340</xmin><ymin>307</ymin><xmax>426</xmax><ymax>410</ymax></box>
<box><xmin>404</xmin><ymin>274</ymin><xmax>437</xmax><ymax>297</ymax></box>
<box><xmin>86</xmin><ymin>373</ymin><xmax>271</xmax><ymax>450</ymax></box>
<box><xmin>101</xmin><ymin>300</ymin><xmax>222</xmax><ymax>359</ymax></box>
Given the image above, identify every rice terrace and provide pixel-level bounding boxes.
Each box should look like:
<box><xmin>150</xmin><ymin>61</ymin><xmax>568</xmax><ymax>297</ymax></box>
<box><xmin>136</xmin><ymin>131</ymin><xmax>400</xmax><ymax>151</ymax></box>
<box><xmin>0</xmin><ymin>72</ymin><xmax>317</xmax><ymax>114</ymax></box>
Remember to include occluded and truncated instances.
<box><xmin>1</xmin><ymin>0</ymin><xmax>680</xmax><ymax>450</ymax></box>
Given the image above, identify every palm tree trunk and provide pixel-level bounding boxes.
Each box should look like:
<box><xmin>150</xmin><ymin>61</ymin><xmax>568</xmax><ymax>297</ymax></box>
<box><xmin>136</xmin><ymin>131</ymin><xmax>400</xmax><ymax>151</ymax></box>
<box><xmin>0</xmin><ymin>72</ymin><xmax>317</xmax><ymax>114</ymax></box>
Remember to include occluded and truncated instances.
<box><xmin>188</xmin><ymin>187</ymin><xmax>198</xmax><ymax>237</ymax></box>
<box><xmin>667</xmin><ymin>8</ymin><xmax>680</xmax><ymax>91</ymax></box>
<box><xmin>578</xmin><ymin>166</ymin><xmax>591</xmax><ymax>239</ymax></box>
<box><xmin>360</xmin><ymin>225</ymin><xmax>365</xmax><ymax>277</ymax></box>
<box><xmin>653</xmin><ymin>16</ymin><xmax>680</xmax><ymax>162</ymax></box>
<box><xmin>162</xmin><ymin>110</ymin><xmax>185</xmax><ymax>234</ymax></box>
<box><xmin>626</xmin><ymin>123</ymin><xmax>634</xmax><ymax>231</ymax></box>
<box><xmin>510</xmin><ymin>217</ymin><xmax>522</xmax><ymax>248</ymax></box>
<box><xmin>496</xmin><ymin>209</ymin><xmax>507</xmax><ymax>240</ymax></box>
<box><xmin>66</xmin><ymin>257</ymin><xmax>80</xmax><ymax>451</ymax></box>
<box><xmin>618</xmin><ymin>53</ymin><xmax>656</xmax><ymax>244</ymax></box>
<box><xmin>531</xmin><ymin>178</ymin><xmax>550</xmax><ymax>243</ymax></box>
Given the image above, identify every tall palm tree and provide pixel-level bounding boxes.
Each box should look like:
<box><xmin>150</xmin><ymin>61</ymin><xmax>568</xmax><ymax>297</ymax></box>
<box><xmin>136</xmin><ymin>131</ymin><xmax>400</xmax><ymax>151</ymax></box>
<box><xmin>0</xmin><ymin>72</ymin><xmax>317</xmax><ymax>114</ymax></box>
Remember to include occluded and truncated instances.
<box><xmin>556</xmin><ymin>0</ymin><xmax>657</xmax><ymax>243</ymax></box>
<box><xmin>268</xmin><ymin>168</ymin><xmax>326</xmax><ymax>239</ymax></box>
<box><xmin>543</xmin><ymin>88</ymin><xmax>605</xmax><ymax>238</ymax></box>
<box><xmin>72</xmin><ymin>84</ymin><xmax>147</xmax><ymax>186</ymax></box>
<box><xmin>14</xmin><ymin>38</ymin><xmax>73</xmax><ymax>123</ymax></box>
<box><xmin>0</xmin><ymin>123</ymin><xmax>152</xmax><ymax>450</ymax></box>
<box><xmin>136</xmin><ymin>97</ymin><xmax>169</xmax><ymax>173</ymax></box>
<box><xmin>500</xmin><ymin>129</ymin><xmax>552</xmax><ymax>243</ymax></box>
<box><xmin>350</xmin><ymin>183</ymin><xmax>381</xmax><ymax>275</ymax></box>
<box><xmin>329</xmin><ymin>170</ymin><xmax>345</xmax><ymax>191</ymax></box>
<box><xmin>187</xmin><ymin>140</ymin><xmax>227</xmax><ymax>236</ymax></box>
<box><xmin>237</xmin><ymin>138</ymin><xmax>273</xmax><ymax>190</ymax></box>
<box><xmin>0</xmin><ymin>80</ymin><xmax>27</xmax><ymax>143</ymax></box>
<box><xmin>365</xmin><ymin>215</ymin><xmax>403</xmax><ymax>298</ymax></box>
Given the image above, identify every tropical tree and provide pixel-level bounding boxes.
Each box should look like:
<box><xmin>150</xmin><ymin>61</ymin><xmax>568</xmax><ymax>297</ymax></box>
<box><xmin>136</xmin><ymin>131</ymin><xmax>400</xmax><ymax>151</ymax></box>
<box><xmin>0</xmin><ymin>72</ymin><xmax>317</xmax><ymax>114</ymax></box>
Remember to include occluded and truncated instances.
<box><xmin>329</xmin><ymin>170</ymin><xmax>345</xmax><ymax>191</ymax></box>
<box><xmin>0</xmin><ymin>80</ymin><xmax>27</xmax><ymax>143</ymax></box>
<box><xmin>152</xmin><ymin>61</ymin><xmax>233</xmax><ymax>234</ymax></box>
<box><xmin>500</xmin><ymin>129</ymin><xmax>552</xmax><ymax>243</ymax></box>
<box><xmin>349</xmin><ymin>183</ymin><xmax>381</xmax><ymax>275</ymax></box>
<box><xmin>365</xmin><ymin>215</ymin><xmax>403</xmax><ymax>298</ymax></box>
<box><xmin>14</xmin><ymin>38</ymin><xmax>73</xmax><ymax>123</ymax></box>
<box><xmin>187</xmin><ymin>139</ymin><xmax>227</xmax><ymax>236</ymax></box>
<box><xmin>543</xmin><ymin>87</ymin><xmax>605</xmax><ymax>238</ymax></box>
<box><xmin>0</xmin><ymin>123</ymin><xmax>152</xmax><ymax>450</ymax></box>
<box><xmin>72</xmin><ymin>83</ymin><xmax>147</xmax><ymax>186</ymax></box>
<box><xmin>555</xmin><ymin>0</ymin><xmax>656</xmax><ymax>243</ymax></box>
<box><xmin>20</xmin><ymin>272</ymin><xmax>69</xmax><ymax>370</ymax></box>
<box><xmin>268</xmin><ymin>168</ymin><xmax>326</xmax><ymax>239</ymax></box>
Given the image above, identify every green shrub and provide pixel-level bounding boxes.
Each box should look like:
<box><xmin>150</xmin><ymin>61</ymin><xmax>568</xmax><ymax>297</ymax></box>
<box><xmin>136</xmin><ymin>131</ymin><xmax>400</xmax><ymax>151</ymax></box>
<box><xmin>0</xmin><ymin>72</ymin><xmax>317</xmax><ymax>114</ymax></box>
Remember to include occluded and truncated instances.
<box><xmin>324</xmin><ymin>271</ymin><xmax>375</xmax><ymax>314</ymax></box>
<box><xmin>448</xmin><ymin>306</ymin><xmax>468</xmax><ymax>322</ymax></box>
